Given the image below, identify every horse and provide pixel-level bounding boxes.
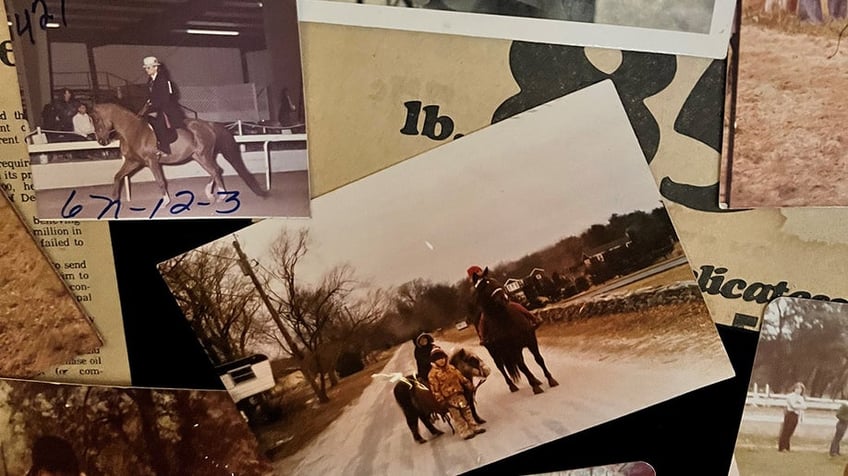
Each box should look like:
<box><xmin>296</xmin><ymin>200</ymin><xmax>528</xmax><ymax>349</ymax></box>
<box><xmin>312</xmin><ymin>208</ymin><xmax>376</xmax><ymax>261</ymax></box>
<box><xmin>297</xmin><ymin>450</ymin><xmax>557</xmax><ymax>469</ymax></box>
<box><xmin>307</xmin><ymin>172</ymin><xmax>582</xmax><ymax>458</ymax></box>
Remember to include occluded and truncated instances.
<box><xmin>471</xmin><ymin>267</ymin><xmax>558</xmax><ymax>395</ymax></box>
<box><xmin>386</xmin><ymin>347</ymin><xmax>490</xmax><ymax>444</ymax></box>
<box><xmin>90</xmin><ymin>102</ymin><xmax>268</xmax><ymax>205</ymax></box>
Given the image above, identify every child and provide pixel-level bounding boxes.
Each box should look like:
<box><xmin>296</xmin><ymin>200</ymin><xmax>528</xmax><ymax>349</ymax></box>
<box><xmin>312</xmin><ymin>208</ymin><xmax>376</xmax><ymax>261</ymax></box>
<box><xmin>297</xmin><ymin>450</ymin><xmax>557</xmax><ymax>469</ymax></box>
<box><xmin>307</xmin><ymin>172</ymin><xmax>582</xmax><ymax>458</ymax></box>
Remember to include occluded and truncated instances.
<box><xmin>428</xmin><ymin>347</ymin><xmax>486</xmax><ymax>440</ymax></box>
<box><xmin>72</xmin><ymin>103</ymin><xmax>96</xmax><ymax>140</ymax></box>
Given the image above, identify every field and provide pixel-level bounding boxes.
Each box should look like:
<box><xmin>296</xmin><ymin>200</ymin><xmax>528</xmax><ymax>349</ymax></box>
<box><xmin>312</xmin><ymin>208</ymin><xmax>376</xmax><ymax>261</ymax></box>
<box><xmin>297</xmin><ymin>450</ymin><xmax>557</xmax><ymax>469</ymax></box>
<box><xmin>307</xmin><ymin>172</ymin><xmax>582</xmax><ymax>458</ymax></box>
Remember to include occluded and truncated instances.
<box><xmin>727</xmin><ymin>4</ymin><xmax>848</xmax><ymax>206</ymax></box>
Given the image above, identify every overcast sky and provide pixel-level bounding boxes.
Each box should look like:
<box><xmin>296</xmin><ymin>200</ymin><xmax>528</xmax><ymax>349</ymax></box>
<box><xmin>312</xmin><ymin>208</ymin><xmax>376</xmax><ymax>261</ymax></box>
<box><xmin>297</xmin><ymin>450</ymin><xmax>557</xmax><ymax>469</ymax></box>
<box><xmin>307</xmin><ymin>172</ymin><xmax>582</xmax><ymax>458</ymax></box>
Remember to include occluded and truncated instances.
<box><xmin>212</xmin><ymin>80</ymin><xmax>662</xmax><ymax>290</ymax></box>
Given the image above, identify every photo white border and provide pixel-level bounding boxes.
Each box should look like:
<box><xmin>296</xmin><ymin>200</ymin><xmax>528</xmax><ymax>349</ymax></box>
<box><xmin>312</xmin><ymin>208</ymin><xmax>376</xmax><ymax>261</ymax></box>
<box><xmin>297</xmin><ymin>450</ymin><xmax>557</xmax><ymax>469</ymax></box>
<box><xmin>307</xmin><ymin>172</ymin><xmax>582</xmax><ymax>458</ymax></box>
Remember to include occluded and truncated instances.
<box><xmin>297</xmin><ymin>0</ymin><xmax>736</xmax><ymax>59</ymax></box>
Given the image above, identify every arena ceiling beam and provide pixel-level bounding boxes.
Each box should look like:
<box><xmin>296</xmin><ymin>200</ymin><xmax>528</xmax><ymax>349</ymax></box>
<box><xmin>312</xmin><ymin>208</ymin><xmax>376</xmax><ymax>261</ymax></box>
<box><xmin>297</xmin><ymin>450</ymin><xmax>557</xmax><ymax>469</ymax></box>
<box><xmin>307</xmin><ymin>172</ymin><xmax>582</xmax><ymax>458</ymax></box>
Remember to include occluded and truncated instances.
<box><xmin>40</xmin><ymin>0</ymin><xmax>266</xmax><ymax>50</ymax></box>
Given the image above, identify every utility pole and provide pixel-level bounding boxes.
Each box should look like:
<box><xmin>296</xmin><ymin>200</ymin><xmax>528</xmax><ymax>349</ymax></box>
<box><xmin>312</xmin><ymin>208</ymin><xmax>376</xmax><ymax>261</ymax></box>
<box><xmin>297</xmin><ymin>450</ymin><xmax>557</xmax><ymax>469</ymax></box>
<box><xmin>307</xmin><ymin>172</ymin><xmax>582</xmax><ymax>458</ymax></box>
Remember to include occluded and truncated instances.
<box><xmin>231</xmin><ymin>239</ymin><xmax>326</xmax><ymax>402</ymax></box>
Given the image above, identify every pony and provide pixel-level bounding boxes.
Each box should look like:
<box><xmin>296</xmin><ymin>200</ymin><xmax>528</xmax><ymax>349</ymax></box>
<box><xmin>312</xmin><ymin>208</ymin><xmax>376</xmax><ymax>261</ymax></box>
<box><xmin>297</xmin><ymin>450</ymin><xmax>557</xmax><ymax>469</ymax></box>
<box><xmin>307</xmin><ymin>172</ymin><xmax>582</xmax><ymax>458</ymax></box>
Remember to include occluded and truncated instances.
<box><xmin>90</xmin><ymin>102</ymin><xmax>268</xmax><ymax>204</ymax></box>
<box><xmin>471</xmin><ymin>267</ymin><xmax>558</xmax><ymax>395</ymax></box>
<box><xmin>384</xmin><ymin>347</ymin><xmax>490</xmax><ymax>444</ymax></box>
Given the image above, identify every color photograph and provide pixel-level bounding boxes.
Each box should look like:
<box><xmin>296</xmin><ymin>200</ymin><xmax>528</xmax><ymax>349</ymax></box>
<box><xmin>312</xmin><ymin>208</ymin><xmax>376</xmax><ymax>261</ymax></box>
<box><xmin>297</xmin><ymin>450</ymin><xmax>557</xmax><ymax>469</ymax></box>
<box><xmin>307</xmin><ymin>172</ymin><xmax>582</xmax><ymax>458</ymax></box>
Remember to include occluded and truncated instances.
<box><xmin>159</xmin><ymin>82</ymin><xmax>734</xmax><ymax>475</ymax></box>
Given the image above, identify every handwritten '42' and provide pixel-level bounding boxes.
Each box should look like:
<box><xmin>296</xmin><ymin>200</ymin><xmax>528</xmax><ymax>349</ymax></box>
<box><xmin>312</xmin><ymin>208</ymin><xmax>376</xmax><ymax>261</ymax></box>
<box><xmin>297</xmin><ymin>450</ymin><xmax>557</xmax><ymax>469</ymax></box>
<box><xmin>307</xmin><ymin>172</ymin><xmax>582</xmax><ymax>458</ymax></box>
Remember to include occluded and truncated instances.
<box><xmin>61</xmin><ymin>189</ymin><xmax>242</xmax><ymax>220</ymax></box>
<box><xmin>14</xmin><ymin>0</ymin><xmax>66</xmax><ymax>44</ymax></box>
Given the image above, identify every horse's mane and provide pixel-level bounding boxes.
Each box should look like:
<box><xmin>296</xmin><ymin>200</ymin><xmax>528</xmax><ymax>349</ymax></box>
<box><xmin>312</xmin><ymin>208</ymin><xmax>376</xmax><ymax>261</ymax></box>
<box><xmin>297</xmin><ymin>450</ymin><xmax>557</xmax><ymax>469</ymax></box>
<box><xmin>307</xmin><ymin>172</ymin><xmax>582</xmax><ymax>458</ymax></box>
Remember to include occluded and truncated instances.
<box><xmin>94</xmin><ymin>102</ymin><xmax>138</xmax><ymax>121</ymax></box>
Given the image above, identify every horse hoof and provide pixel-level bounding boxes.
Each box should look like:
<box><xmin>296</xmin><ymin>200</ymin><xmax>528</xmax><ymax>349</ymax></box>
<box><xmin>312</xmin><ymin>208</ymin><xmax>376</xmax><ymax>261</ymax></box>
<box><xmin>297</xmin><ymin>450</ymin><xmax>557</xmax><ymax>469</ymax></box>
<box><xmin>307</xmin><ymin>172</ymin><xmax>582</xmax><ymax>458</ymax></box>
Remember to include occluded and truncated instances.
<box><xmin>431</xmin><ymin>429</ymin><xmax>444</xmax><ymax>436</ymax></box>
<box><xmin>532</xmin><ymin>386</ymin><xmax>544</xmax><ymax>395</ymax></box>
<box><xmin>475</xmin><ymin>418</ymin><xmax>487</xmax><ymax>425</ymax></box>
<box><xmin>509</xmin><ymin>386</ymin><xmax>519</xmax><ymax>393</ymax></box>
<box><xmin>415</xmin><ymin>438</ymin><xmax>427</xmax><ymax>444</ymax></box>
<box><xmin>549</xmin><ymin>378</ymin><xmax>560</xmax><ymax>388</ymax></box>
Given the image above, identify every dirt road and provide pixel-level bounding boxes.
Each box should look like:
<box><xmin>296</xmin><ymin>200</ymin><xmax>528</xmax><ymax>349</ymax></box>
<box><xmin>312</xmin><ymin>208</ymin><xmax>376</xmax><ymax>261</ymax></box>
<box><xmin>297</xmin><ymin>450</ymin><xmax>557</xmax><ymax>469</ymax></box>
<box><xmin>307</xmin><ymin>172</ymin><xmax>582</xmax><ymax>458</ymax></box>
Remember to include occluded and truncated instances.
<box><xmin>276</xmin><ymin>336</ymin><xmax>732</xmax><ymax>475</ymax></box>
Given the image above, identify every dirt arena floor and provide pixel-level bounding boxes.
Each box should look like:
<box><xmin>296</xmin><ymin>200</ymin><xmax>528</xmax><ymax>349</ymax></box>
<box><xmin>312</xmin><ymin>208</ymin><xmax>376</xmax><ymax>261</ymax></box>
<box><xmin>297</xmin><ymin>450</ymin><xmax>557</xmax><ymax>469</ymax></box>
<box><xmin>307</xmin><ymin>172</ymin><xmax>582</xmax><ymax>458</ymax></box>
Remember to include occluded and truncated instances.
<box><xmin>727</xmin><ymin>8</ymin><xmax>848</xmax><ymax>207</ymax></box>
<box><xmin>0</xmin><ymin>194</ymin><xmax>101</xmax><ymax>377</ymax></box>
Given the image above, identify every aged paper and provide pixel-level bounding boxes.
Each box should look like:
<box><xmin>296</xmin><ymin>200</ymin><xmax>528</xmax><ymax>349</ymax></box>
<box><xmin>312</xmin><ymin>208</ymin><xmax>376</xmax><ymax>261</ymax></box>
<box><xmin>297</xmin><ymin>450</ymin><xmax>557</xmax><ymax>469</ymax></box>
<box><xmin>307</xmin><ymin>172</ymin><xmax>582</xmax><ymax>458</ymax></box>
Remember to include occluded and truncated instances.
<box><xmin>300</xmin><ymin>21</ymin><xmax>848</xmax><ymax>330</ymax></box>
<box><xmin>0</xmin><ymin>1</ymin><xmax>131</xmax><ymax>384</ymax></box>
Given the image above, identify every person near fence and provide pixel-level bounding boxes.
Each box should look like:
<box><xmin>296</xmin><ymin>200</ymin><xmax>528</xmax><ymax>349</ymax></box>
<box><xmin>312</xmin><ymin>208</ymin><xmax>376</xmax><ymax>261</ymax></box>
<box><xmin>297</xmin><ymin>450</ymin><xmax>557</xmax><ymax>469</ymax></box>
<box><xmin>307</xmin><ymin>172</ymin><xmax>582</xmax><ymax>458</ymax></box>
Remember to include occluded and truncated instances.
<box><xmin>50</xmin><ymin>88</ymin><xmax>80</xmax><ymax>132</ymax></box>
<box><xmin>72</xmin><ymin>103</ymin><xmax>96</xmax><ymax>140</ymax></box>
<box><xmin>778</xmin><ymin>382</ymin><xmax>807</xmax><ymax>452</ymax></box>
<box><xmin>142</xmin><ymin>56</ymin><xmax>185</xmax><ymax>155</ymax></box>
<box><xmin>830</xmin><ymin>402</ymin><xmax>848</xmax><ymax>456</ymax></box>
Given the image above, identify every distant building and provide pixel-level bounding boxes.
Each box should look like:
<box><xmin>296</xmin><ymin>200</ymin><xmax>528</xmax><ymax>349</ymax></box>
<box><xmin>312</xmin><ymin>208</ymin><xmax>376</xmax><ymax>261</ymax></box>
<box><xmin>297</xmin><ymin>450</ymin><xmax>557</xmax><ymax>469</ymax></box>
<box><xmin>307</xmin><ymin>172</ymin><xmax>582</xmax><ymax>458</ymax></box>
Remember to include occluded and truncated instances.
<box><xmin>582</xmin><ymin>234</ymin><xmax>633</xmax><ymax>267</ymax></box>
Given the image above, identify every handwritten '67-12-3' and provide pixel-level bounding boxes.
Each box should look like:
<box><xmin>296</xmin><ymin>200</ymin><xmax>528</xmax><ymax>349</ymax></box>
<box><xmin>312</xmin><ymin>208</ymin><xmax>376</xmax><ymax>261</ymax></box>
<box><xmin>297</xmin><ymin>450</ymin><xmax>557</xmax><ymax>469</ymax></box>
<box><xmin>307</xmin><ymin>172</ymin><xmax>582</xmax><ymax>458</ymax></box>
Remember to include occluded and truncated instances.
<box><xmin>60</xmin><ymin>189</ymin><xmax>242</xmax><ymax>220</ymax></box>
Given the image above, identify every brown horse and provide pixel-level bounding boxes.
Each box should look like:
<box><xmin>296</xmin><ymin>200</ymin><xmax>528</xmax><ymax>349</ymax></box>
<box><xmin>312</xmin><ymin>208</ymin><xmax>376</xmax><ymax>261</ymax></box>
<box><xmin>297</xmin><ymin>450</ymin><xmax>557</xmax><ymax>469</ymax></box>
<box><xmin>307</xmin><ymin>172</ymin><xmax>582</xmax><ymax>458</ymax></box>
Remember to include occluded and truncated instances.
<box><xmin>472</xmin><ymin>267</ymin><xmax>558</xmax><ymax>394</ymax></box>
<box><xmin>90</xmin><ymin>103</ymin><xmax>268</xmax><ymax>204</ymax></box>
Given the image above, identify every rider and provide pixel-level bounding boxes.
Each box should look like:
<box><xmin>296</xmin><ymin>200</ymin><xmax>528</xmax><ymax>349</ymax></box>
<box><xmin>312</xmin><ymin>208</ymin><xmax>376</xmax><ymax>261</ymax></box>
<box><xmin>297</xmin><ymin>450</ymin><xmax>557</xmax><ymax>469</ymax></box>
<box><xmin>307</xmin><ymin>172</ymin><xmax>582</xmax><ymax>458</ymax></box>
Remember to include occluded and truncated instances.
<box><xmin>142</xmin><ymin>56</ymin><xmax>185</xmax><ymax>155</ymax></box>
<box><xmin>428</xmin><ymin>347</ymin><xmax>486</xmax><ymax>440</ymax></box>
<box><xmin>467</xmin><ymin>265</ymin><xmax>543</xmax><ymax>345</ymax></box>
<box><xmin>413</xmin><ymin>332</ymin><xmax>436</xmax><ymax>383</ymax></box>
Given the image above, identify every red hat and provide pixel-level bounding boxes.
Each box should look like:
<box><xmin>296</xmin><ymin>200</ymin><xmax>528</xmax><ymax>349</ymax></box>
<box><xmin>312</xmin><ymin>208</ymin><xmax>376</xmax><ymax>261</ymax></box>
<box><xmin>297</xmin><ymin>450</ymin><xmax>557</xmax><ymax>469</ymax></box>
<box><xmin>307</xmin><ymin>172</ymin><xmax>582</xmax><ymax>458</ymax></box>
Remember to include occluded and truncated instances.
<box><xmin>467</xmin><ymin>265</ymin><xmax>483</xmax><ymax>279</ymax></box>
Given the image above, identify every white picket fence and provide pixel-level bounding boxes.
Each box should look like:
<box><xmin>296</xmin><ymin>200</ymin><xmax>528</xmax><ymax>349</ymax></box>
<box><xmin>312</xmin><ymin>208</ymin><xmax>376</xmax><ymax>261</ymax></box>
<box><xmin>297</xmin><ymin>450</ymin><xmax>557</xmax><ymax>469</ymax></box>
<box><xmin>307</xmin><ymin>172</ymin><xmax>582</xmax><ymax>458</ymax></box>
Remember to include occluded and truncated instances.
<box><xmin>747</xmin><ymin>383</ymin><xmax>848</xmax><ymax>411</ymax></box>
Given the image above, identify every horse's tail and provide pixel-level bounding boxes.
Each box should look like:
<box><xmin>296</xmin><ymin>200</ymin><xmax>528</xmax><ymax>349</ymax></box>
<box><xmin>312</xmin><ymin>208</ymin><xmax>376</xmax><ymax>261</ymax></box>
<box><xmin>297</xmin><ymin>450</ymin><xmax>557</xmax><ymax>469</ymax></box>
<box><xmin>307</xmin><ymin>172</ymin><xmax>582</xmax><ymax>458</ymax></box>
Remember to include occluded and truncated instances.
<box><xmin>213</xmin><ymin>123</ymin><xmax>268</xmax><ymax>197</ymax></box>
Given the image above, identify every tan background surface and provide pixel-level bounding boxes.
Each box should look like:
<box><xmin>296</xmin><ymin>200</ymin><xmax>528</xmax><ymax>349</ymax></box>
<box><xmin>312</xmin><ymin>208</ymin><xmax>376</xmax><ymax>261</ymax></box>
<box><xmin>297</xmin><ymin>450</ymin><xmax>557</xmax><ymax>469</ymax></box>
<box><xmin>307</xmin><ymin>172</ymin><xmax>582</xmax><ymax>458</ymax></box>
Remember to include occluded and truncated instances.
<box><xmin>301</xmin><ymin>22</ymin><xmax>848</xmax><ymax>329</ymax></box>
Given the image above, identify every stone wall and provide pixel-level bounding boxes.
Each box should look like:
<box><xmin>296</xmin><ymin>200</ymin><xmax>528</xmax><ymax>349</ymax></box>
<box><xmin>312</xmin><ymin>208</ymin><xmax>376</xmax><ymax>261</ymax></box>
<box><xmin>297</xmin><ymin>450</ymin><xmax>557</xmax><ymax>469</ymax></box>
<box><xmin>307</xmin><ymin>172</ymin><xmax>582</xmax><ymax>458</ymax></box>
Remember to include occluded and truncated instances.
<box><xmin>535</xmin><ymin>281</ymin><xmax>702</xmax><ymax>324</ymax></box>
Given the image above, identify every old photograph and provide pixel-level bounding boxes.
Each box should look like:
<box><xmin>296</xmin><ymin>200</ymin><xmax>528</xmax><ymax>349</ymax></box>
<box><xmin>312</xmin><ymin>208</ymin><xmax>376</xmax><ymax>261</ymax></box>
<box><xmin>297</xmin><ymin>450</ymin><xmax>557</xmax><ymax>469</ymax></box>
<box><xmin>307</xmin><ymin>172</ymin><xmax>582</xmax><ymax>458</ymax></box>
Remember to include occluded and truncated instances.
<box><xmin>722</xmin><ymin>0</ymin><xmax>848</xmax><ymax>207</ymax></box>
<box><xmin>0</xmin><ymin>380</ymin><xmax>271</xmax><ymax>476</ymax></box>
<box><xmin>298</xmin><ymin>0</ymin><xmax>736</xmax><ymax>58</ymax></box>
<box><xmin>735</xmin><ymin>297</ymin><xmax>848</xmax><ymax>476</ymax></box>
<box><xmin>0</xmin><ymin>189</ymin><xmax>101</xmax><ymax>379</ymax></box>
<box><xmin>535</xmin><ymin>461</ymin><xmax>655</xmax><ymax>476</ymax></box>
<box><xmin>158</xmin><ymin>82</ymin><xmax>734</xmax><ymax>475</ymax></box>
<box><xmin>16</xmin><ymin>1</ymin><xmax>309</xmax><ymax>219</ymax></box>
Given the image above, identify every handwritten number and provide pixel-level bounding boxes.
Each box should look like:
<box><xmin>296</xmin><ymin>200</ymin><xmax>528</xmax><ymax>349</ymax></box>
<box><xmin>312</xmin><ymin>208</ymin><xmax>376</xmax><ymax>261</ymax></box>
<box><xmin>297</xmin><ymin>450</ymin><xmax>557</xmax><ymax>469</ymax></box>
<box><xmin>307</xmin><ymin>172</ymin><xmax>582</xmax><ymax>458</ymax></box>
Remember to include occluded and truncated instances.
<box><xmin>215</xmin><ymin>191</ymin><xmax>241</xmax><ymax>214</ymax></box>
<box><xmin>14</xmin><ymin>12</ymin><xmax>33</xmax><ymax>44</ymax></box>
<box><xmin>90</xmin><ymin>194</ymin><xmax>121</xmax><ymax>219</ymax></box>
<box><xmin>169</xmin><ymin>190</ymin><xmax>195</xmax><ymax>215</ymax></box>
<box><xmin>148</xmin><ymin>198</ymin><xmax>165</xmax><ymax>219</ymax></box>
<box><xmin>32</xmin><ymin>0</ymin><xmax>52</xmax><ymax>30</ymax></box>
<box><xmin>60</xmin><ymin>190</ymin><xmax>83</xmax><ymax>219</ymax></box>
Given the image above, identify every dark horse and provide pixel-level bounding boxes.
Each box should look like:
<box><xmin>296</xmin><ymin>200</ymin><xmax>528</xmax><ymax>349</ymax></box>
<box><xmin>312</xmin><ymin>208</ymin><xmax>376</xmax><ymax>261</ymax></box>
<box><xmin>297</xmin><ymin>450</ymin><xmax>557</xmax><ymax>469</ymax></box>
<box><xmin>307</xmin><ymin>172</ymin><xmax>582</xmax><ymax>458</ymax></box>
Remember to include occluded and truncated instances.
<box><xmin>472</xmin><ymin>267</ymin><xmax>558</xmax><ymax>395</ymax></box>
<box><xmin>90</xmin><ymin>102</ymin><xmax>268</xmax><ymax>204</ymax></box>
<box><xmin>390</xmin><ymin>348</ymin><xmax>490</xmax><ymax>444</ymax></box>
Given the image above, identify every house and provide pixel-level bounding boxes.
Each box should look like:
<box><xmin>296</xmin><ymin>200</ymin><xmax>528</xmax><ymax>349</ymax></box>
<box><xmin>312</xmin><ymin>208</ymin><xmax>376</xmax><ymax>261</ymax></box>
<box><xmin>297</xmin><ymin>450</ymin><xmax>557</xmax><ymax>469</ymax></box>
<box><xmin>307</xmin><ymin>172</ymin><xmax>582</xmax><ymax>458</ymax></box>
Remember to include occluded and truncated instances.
<box><xmin>582</xmin><ymin>234</ymin><xmax>633</xmax><ymax>267</ymax></box>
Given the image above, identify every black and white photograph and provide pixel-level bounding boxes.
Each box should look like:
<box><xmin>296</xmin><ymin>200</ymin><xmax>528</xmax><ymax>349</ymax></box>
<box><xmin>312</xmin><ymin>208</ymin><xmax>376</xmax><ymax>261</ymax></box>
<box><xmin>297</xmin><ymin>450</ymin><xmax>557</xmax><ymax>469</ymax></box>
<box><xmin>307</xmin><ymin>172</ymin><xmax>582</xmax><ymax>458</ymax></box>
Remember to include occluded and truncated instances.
<box><xmin>298</xmin><ymin>0</ymin><xmax>736</xmax><ymax>59</ymax></box>
<box><xmin>158</xmin><ymin>82</ymin><xmax>734</xmax><ymax>475</ymax></box>
<box><xmin>15</xmin><ymin>1</ymin><xmax>309</xmax><ymax>220</ymax></box>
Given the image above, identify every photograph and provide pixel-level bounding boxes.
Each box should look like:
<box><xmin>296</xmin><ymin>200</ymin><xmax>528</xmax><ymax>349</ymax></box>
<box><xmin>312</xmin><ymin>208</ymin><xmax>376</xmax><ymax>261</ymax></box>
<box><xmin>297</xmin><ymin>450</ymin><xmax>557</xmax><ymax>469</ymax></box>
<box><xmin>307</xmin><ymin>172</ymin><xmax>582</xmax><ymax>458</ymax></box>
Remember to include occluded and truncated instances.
<box><xmin>0</xmin><ymin>380</ymin><xmax>272</xmax><ymax>476</ymax></box>
<box><xmin>735</xmin><ymin>297</ymin><xmax>848</xmax><ymax>476</ymax></box>
<box><xmin>158</xmin><ymin>81</ymin><xmax>734</xmax><ymax>475</ymax></box>
<box><xmin>722</xmin><ymin>0</ymin><xmax>848</xmax><ymax>207</ymax></box>
<box><xmin>0</xmin><ymin>189</ymin><xmax>101</xmax><ymax>379</ymax></box>
<box><xmin>16</xmin><ymin>1</ymin><xmax>309</xmax><ymax>219</ymax></box>
<box><xmin>297</xmin><ymin>0</ymin><xmax>736</xmax><ymax>59</ymax></box>
<box><xmin>533</xmin><ymin>461</ymin><xmax>655</xmax><ymax>476</ymax></box>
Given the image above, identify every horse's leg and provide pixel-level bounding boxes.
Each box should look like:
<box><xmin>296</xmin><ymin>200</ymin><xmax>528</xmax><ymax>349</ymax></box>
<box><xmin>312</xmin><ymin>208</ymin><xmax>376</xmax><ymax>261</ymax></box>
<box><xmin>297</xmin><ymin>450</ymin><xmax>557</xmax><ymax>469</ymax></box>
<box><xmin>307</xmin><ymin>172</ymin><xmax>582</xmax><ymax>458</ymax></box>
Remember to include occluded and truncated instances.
<box><xmin>516</xmin><ymin>353</ymin><xmax>544</xmax><ymax>395</ymax></box>
<box><xmin>487</xmin><ymin>347</ymin><xmax>519</xmax><ymax>392</ymax></box>
<box><xmin>111</xmin><ymin>159</ymin><xmax>143</xmax><ymax>201</ymax></box>
<box><xmin>146</xmin><ymin>158</ymin><xmax>171</xmax><ymax>205</ymax></box>
<box><xmin>529</xmin><ymin>338</ymin><xmax>559</xmax><ymax>388</ymax></box>
<box><xmin>466</xmin><ymin>388</ymin><xmax>486</xmax><ymax>424</ymax></box>
<box><xmin>394</xmin><ymin>385</ymin><xmax>426</xmax><ymax>444</ymax></box>
<box><xmin>193</xmin><ymin>151</ymin><xmax>226</xmax><ymax>201</ymax></box>
<box><xmin>420</xmin><ymin>413</ymin><xmax>444</xmax><ymax>437</ymax></box>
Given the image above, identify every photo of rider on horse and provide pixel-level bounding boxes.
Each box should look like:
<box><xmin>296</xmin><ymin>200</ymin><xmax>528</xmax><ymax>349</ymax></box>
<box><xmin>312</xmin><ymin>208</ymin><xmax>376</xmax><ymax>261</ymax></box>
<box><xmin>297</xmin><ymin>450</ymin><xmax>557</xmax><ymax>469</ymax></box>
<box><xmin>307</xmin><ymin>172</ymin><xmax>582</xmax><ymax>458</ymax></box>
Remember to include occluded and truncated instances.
<box><xmin>142</xmin><ymin>56</ymin><xmax>186</xmax><ymax>156</ymax></box>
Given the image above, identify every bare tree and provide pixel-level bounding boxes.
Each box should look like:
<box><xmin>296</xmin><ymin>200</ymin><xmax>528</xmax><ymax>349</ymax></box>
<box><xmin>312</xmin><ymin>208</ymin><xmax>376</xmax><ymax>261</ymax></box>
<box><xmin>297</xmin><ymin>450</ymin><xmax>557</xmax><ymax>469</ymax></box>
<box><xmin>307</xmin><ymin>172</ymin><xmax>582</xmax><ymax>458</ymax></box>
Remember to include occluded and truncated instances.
<box><xmin>159</xmin><ymin>244</ymin><xmax>271</xmax><ymax>365</ymax></box>
<box><xmin>263</xmin><ymin>229</ymin><xmax>389</xmax><ymax>401</ymax></box>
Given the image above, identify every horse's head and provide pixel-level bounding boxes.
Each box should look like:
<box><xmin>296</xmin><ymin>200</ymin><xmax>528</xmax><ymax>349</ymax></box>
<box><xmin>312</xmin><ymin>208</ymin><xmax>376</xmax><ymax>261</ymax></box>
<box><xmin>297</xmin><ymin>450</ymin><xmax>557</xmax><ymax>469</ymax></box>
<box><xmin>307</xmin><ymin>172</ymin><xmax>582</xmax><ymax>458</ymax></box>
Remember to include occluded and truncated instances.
<box><xmin>450</xmin><ymin>348</ymin><xmax>491</xmax><ymax>380</ymax></box>
<box><xmin>90</xmin><ymin>104</ymin><xmax>115</xmax><ymax>146</ymax></box>
<box><xmin>470</xmin><ymin>267</ymin><xmax>509</xmax><ymax>308</ymax></box>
